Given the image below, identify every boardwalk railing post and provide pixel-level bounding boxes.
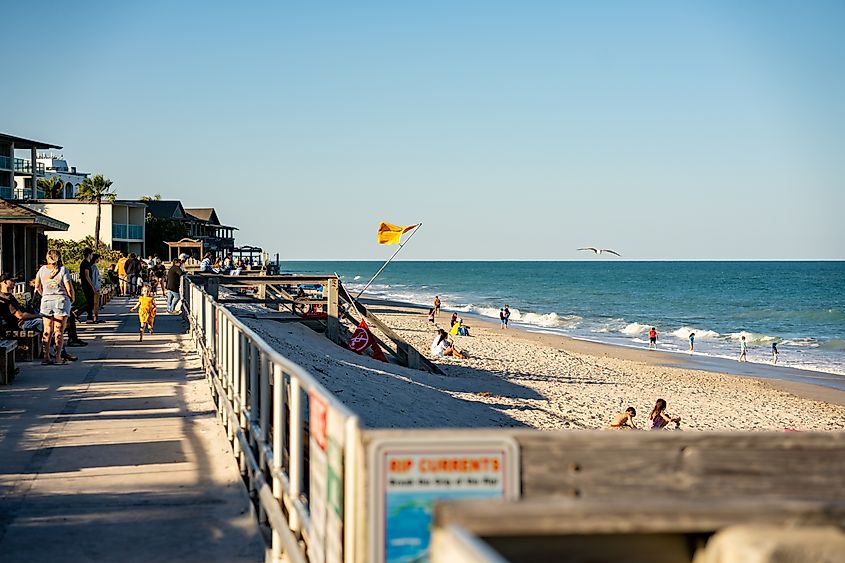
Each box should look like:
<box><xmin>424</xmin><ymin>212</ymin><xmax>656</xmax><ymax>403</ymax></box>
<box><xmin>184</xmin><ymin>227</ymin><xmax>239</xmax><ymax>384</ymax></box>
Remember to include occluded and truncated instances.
<box><xmin>326</xmin><ymin>278</ymin><xmax>340</xmax><ymax>345</ymax></box>
<box><xmin>272</xmin><ymin>362</ymin><xmax>284</xmax><ymax>562</ymax></box>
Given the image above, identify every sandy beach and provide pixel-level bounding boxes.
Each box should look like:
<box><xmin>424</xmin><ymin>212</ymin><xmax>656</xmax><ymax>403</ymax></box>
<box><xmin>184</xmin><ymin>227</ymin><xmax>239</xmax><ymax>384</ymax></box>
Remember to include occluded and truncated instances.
<box><xmin>227</xmin><ymin>296</ymin><xmax>845</xmax><ymax>432</ymax></box>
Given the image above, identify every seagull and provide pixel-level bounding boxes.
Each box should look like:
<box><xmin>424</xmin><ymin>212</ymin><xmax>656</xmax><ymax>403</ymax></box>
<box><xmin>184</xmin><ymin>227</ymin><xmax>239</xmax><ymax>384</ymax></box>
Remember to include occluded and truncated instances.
<box><xmin>578</xmin><ymin>247</ymin><xmax>622</xmax><ymax>257</ymax></box>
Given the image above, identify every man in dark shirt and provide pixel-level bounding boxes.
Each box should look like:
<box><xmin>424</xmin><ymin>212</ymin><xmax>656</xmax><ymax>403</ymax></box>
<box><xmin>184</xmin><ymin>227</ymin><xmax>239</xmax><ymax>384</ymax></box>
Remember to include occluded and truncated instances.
<box><xmin>124</xmin><ymin>253</ymin><xmax>141</xmax><ymax>296</ymax></box>
<box><xmin>79</xmin><ymin>248</ymin><xmax>97</xmax><ymax>322</ymax></box>
<box><xmin>0</xmin><ymin>273</ymin><xmax>77</xmax><ymax>360</ymax></box>
<box><xmin>165</xmin><ymin>259</ymin><xmax>183</xmax><ymax>313</ymax></box>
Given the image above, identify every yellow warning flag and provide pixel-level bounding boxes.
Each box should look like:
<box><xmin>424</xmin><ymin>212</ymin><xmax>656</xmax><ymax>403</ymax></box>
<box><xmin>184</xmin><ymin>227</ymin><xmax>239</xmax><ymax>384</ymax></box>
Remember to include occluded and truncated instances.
<box><xmin>377</xmin><ymin>222</ymin><xmax>417</xmax><ymax>245</ymax></box>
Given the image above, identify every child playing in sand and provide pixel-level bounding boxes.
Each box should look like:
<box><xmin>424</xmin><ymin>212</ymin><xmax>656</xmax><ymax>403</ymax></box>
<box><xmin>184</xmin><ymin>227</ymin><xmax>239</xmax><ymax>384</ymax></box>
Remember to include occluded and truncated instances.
<box><xmin>427</xmin><ymin>308</ymin><xmax>435</xmax><ymax>323</ymax></box>
<box><xmin>610</xmin><ymin>407</ymin><xmax>637</xmax><ymax>429</ymax></box>
<box><xmin>130</xmin><ymin>285</ymin><xmax>157</xmax><ymax>341</ymax></box>
<box><xmin>648</xmin><ymin>399</ymin><xmax>680</xmax><ymax>430</ymax></box>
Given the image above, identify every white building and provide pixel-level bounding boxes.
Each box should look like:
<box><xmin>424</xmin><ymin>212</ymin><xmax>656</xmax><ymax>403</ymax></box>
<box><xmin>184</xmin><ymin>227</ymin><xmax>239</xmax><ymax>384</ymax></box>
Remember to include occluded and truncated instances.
<box><xmin>14</xmin><ymin>153</ymin><xmax>90</xmax><ymax>199</ymax></box>
<box><xmin>24</xmin><ymin>200</ymin><xmax>146</xmax><ymax>256</ymax></box>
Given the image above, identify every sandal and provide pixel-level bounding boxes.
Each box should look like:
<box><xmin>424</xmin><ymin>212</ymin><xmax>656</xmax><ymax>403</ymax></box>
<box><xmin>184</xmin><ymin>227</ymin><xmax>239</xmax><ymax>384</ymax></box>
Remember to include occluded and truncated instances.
<box><xmin>56</xmin><ymin>358</ymin><xmax>68</xmax><ymax>365</ymax></box>
<box><xmin>41</xmin><ymin>358</ymin><xmax>54</xmax><ymax>365</ymax></box>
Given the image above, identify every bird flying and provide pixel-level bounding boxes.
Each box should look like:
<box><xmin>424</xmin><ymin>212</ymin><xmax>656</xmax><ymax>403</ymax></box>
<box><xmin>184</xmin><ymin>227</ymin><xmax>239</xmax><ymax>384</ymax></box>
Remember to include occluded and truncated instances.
<box><xmin>578</xmin><ymin>247</ymin><xmax>622</xmax><ymax>257</ymax></box>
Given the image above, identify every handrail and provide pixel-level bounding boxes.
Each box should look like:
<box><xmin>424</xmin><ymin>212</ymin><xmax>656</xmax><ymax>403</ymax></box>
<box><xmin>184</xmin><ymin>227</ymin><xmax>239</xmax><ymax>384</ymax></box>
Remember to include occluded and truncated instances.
<box><xmin>182</xmin><ymin>276</ymin><xmax>361</xmax><ymax>563</ymax></box>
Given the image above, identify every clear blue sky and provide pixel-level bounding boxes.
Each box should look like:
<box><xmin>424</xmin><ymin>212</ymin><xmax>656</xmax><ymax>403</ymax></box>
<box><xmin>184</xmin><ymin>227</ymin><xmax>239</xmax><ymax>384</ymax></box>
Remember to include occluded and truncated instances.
<box><xmin>2</xmin><ymin>1</ymin><xmax>843</xmax><ymax>260</ymax></box>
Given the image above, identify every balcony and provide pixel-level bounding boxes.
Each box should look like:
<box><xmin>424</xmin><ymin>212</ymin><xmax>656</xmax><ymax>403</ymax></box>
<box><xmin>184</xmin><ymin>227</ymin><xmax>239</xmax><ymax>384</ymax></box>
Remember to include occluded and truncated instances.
<box><xmin>0</xmin><ymin>155</ymin><xmax>12</xmax><ymax>170</ymax></box>
<box><xmin>113</xmin><ymin>223</ymin><xmax>144</xmax><ymax>240</ymax></box>
<box><xmin>14</xmin><ymin>159</ymin><xmax>45</xmax><ymax>174</ymax></box>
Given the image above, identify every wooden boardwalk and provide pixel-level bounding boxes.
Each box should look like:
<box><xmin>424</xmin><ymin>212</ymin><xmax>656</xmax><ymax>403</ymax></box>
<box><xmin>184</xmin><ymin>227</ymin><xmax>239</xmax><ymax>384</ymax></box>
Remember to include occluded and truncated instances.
<box><xmin>0</xmin><ymin>296</ymin><xmax>265</xmax><ymax>562</ymax></box>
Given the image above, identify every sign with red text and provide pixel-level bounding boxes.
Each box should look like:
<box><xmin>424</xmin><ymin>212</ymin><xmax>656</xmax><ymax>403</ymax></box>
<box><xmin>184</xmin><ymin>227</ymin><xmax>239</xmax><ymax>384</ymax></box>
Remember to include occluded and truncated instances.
<box><xmin>368</xmin><ymin>436</ymin><xmax>519</xmax><ymax>563</ymax></box>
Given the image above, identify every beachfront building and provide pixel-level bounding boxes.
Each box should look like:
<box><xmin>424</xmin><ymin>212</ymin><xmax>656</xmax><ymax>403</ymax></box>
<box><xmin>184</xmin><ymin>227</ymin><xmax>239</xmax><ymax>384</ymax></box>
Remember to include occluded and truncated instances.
<box><xmin>0</xmin><ymin>132</ymin><xmax>63</xmax><ymax>200</ymax></box>
<box><xmin>0</xmin><ymin>199</ymin><xmax>69</xmax><ymax>281</ymax></box>
<box><xmin>139</xmin><ymin>200</ymin><xmax>236</xmax><ymax>257</ymax></box>
<box><xmin>15</xmin><ymin>153</ymin><xmax>90</xmax><ymax>199</ymax></box>
<box><xmin>184</xmin><ymin>208</ymin><xmax>237</xmax><ymax>256</ymax></box>
<box><xmin>24</xmin><ymin>200</ymin><xmax>146</xmax><ymax>256</ymax></box>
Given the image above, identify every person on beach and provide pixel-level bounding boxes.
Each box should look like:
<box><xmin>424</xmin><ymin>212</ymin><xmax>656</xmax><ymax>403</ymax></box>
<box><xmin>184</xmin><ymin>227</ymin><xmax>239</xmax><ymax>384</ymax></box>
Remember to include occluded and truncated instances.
<box><xmin>430</xmin><ymin>329</ymin><xmax>466</xmax><ymax>358</ymax></box>
<box><xmin>499</xmin><ymin>308</ymin><xmax>505</xmax><ymax>328</ymax></box>
<box><xmin>503</xmin><ymin>305</ymin><xmax>511</xmax><ymax>329</ymax></box>
<box><xmin>739</xmin><ymin>335</ymin><xmax>748</xmax><ymax>362</ymax></box>
<box><xmin>648</xmin><ymin>327</ymin><xmax>657</xmax><ymax>349</ymax></box>
<box><xmin>450</xmin><ymin>312</ymin><xmax>458</xmax><ymax>327</ymax></box>
<box><xmin>433</xmin><ymin>295</ymin><xmax>441</xmax><ymax>316</ymax></box>
<box><xmin>610</xmin><ymin>407</ymin><xmax>637</xmax><ymax>430</ymax></box>
<box><xmin>427</xmin><ymin>308</ymin><xmax>435</xmax><ymax>323</ymax></box>
<box><xmin>772</xmin><ymin>342</ymin><xmax>779</xmax><ymax>364</ymax></box>
<box><xmin>688</xmin><ymin>332</ymin><xmax>695</xmax><ymax>353</ymax></box>
<box><xmin>34</xmin><ymin>250</ymin><xmax>75</xmax><ymax>365</ymax></box>
<box><xmin>130</xmin><ymin>285</ymin><xmax>157</xmax><ymax>341</ymax></box>
<box><xmin>648</xmin><ymin>398</ymin><xmax>681</xmax><ymax>430</ymax></box>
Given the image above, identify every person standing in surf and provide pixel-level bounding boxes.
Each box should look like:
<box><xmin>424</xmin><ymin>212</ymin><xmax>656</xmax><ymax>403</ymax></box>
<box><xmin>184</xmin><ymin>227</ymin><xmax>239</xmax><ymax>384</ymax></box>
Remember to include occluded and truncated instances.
<box><xmin>739</xmin><ymin>335</ymin><xmax>748</xmax><ymax>362</ymax></box>
<box><xmin>503</xmin><ymin>305</ymin><xmax>511</xmax><ymax>329</ymax></box>
<box><xmin>688</xmin><ymin>332</ymin><xmax>695</xmax><ymax>353</ymax></box>
<box><xmin>649</xmin><ymin>327</ymin><xmax>657</xmax><ymax>349</ymax></box>
<box><xmin>772</xmin><ymin>342</ymin><xmax>779</xmax><ymax>364</ymax></box>
<box><xmin>499</xmin><ymin>308</ymin><xmax>505</xmax><ymax>328</ymax></box>
<box><xmin>433</xmin><ymin>295</ymin><xmax>441</xmax><ymax>316</ymax></box>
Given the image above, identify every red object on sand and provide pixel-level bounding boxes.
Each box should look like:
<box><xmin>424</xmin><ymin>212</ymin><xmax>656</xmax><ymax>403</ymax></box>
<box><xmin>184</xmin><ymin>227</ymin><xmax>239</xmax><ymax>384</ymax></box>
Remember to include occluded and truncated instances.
<box><xmin>348</xmin><ymin>320</ymin><xmax>373</xmax><ymax>352</ymax></box>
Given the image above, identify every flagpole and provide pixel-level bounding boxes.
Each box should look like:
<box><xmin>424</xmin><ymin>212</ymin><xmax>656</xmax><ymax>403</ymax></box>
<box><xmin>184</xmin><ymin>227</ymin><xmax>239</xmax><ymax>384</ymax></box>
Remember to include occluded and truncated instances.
<box><xmin>355</xmin><ymin>223</ymin><xmax>421</xmax><ymax>300</ymax></box>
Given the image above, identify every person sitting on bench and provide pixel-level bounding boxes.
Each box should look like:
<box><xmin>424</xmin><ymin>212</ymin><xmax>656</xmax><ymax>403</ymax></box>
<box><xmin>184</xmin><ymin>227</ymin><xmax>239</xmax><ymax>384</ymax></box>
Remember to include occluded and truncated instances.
<box><xmin>0</xmin><ymin>273</ymin><xmax>78</xmax><ymax>361</ymax></box>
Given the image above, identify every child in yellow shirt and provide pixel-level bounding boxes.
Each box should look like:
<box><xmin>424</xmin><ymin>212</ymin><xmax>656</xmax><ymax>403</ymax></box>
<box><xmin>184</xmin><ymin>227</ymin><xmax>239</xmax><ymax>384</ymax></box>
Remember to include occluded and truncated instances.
<box><xmin>130</xmin><ymin>285</ymin><xmax>157</xmax><ymax>341</ymax></box>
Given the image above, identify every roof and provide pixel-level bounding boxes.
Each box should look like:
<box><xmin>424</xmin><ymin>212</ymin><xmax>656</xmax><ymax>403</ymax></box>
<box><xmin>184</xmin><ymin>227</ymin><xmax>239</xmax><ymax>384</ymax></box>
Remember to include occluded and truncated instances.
<box><xmin>32</xmin><ymin>199</ymin><xmax>147</xmax><ymax>208</ymax></box>
<box><xmin>0</xmin><ymin>132</ymin><xmax>62</xmax><ymax>150</ymax></box>
<box><xmin>140</xmin><ymin>200</ymin><xmax>186</xmax><ymax>219</ymax></box>
<box><xmin>184</xmin><ymin>207</ymin><xmax>219</xmax><ymax>224</ymax></box>
<box><xmin>0</xmin><ymin>200</ymin><xmax>69</xmax><ymax>231</ymax></box>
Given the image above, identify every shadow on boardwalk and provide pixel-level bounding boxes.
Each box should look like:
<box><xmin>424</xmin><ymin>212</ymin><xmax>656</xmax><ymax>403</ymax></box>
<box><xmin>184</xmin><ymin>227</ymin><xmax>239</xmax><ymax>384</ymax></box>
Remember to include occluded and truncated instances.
<box><xmin>0</xmin><ymin>296</ymin><xmax>264</xmax><ymax>562</ymax></box>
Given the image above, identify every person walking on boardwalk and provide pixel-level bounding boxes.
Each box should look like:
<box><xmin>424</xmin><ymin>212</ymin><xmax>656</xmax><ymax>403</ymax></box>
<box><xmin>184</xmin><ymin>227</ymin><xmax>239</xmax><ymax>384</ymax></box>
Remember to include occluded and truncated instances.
<box><xmin>34</xmin><ymin>250</ymin><xmax>75</xmax><ymax>365</ymax></box>
<box><xmin>738</xmin><ymin>335</ymin><xmax>748</xmax><ymax>362</ymax></box>
<box><xmin>165</xmin><ymin>258</ymin><xmax>184</xmax><ymax>314</ymax></box>
<box><xmin>648</xmin><ymin>327</ymin><xmax>657</xmax><ymax>349</ymax></box>
<box><xmin>124</xmin><ymin>253</ymin><xmax>141</xmax><ymax>296</ymax></box>
<box><xmin>116</xmin><ymin>253</ymin><xmax>128</xmax><ymax>296</ymax></box>
<box><xmin>503</xmin><ymin>305</ymin><xmax>511</xmax><ymax>329</ymax></box>
<box><xmin>772</xmin><ymin>342</ymin><xmax>779</xmax><ymax>364</ymax></box>
<box><xmin>130</xmin><ymin>285</ymin><xmax>157</xmax><ymax>341</ymax></box>
<box><xmin>688</xmin><ymin>332</ymin><xmax>695</xmax><ymax>353</ymax></box>
<box><xmin>79</xmin><ymin>247</ymin><xmax>97</xmax><ymax>322</ymax></box>
<box><xmin>0</xmin><ymin>273</ymin><xmax>77</xmax><ymax>361</ymax></box>
<box><xmin>433</xmin><ymin>295</ymin><xmax>441</xmax><ymax>316</ymax></box>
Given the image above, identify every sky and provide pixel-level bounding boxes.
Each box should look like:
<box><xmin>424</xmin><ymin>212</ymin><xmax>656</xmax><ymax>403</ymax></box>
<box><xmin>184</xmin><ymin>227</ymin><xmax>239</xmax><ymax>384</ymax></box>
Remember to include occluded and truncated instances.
<box><xmin>2</xmin><ymin>0</ymin><xmax>843</xmax><ymax>260</ymax></box>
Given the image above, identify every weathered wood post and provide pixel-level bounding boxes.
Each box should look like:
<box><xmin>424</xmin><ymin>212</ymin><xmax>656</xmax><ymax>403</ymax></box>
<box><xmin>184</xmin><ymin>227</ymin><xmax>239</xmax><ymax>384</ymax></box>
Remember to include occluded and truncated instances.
<box><xmin>206</xmin><ymin>275</ymin><xmax>219</xmax><ymax>301</ymax></box>
<box><xmin>326</xmin><ymin>277</ymin><xmax>340</xmax><ymax>345</ymax></box>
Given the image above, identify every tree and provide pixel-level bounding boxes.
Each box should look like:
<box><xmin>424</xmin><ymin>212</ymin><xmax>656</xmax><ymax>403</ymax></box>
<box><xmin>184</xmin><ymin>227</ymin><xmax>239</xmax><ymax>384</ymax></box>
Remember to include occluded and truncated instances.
<box><xmin>145</xmin><ymin>213</ymin><xmax>188</xmax><ymax>258</ymax></box>
<box><xmin>140</xmin><ymin>193</ymin><xmax>162</xmax><ymax>201</ymax></box>
<box><xmin>77</xmin><ymin>174</ymin><xmax>116</xmax><ymax>246</ymax></box>
<box><xmin>37</xmin><ymin>176</ymin><xmax>65</xmax><ymax>198</ymax></box>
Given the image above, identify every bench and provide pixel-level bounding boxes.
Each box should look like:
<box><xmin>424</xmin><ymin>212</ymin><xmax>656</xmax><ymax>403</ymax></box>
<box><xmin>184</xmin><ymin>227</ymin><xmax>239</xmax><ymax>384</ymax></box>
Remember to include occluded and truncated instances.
<box><xmin>1</xmin><ymin>329</ymin><xmax>40</xmax><ymax>362</ymax></box>
<box><xmin>0</xmin><ymin>339</ymin><xmax>18</xmax><ymax>385</ymax></box>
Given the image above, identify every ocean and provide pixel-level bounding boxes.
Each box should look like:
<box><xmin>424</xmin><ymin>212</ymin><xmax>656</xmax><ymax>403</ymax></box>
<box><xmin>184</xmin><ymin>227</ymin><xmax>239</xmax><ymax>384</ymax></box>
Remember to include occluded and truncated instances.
<box><xmin>278</xmin><ymin>261</ymin><xmax>845</xmax><ymax>376</ymax></box>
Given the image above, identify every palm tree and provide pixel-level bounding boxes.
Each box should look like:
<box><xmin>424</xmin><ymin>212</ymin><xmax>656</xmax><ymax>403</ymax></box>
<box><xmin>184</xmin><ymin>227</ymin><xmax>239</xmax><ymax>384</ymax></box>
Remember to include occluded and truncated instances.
<box><xmin>36</xmin><ymin>176</ymin><xmax>65</xmax><ymax>199</ymax></box>
<box><xmin>77</xmin><ymin>174</ymin><xmax>116</xmax><ymax>246</ymax></box>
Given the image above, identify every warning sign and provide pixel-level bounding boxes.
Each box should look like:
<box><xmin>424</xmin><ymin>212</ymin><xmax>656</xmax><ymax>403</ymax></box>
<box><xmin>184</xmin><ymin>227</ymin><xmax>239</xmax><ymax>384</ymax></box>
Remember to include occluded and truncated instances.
<box><xmin>368</xmin><ymin>436</ymin><xmax>519</xmax><ymax>563</ymax></box>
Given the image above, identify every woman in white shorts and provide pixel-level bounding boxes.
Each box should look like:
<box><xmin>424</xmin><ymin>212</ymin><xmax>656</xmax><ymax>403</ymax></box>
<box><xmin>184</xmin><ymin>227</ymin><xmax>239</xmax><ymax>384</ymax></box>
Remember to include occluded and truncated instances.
<box><xmin>34</xmin><ymin>250</ymin><xmax>75</xmax><ymax>364</ymax></box>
